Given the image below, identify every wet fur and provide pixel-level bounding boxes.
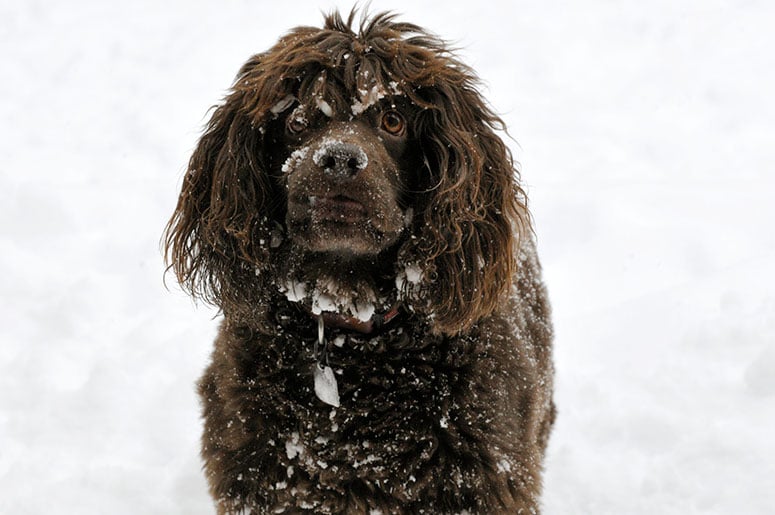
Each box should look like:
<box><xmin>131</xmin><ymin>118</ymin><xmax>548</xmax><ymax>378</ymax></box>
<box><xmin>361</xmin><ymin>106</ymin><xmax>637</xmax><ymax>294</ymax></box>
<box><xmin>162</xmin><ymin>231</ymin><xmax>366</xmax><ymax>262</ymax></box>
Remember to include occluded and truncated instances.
<box><xmin>165</xmin><ymin>10</ymin><xmax>554</xmax><ymax>514</ymax></box>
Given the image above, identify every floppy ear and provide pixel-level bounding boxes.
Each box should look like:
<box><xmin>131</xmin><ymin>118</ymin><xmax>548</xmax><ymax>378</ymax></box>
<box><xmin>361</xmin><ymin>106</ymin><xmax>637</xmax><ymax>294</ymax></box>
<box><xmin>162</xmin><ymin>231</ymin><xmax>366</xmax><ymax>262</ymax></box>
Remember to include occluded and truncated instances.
<box><xmin>402</xmin><ymin>82</ymin><xmax>530</xmax><ymax>335</ymax></box>
<box><xmin>163</xmin><ymin>60</ymin><xmax>282</xmax><ymax>308</ymax></box>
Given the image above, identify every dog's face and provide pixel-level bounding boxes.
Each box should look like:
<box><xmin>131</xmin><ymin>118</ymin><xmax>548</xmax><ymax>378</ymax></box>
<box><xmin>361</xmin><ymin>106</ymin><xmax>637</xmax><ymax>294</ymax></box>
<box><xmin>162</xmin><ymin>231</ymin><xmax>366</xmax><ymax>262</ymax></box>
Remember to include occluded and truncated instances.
<box><xmin>270</xmin><ymin>96</ymin><xmax>417</xmax><ymax>256</ymax></box>
<box><xmin>165</xmin><ymin>12</ymin><xmax>530</xmax><ymax>333</ymax></box>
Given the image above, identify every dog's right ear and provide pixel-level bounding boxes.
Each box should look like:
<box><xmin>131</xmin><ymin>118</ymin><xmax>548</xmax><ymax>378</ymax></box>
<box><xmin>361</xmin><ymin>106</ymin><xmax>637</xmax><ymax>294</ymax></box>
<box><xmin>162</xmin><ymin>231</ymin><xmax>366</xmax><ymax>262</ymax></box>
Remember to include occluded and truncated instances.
<box><xmin>163</xmin><ymin>56</ymin><xmax>282</xmax><ymax>307</ymax></box>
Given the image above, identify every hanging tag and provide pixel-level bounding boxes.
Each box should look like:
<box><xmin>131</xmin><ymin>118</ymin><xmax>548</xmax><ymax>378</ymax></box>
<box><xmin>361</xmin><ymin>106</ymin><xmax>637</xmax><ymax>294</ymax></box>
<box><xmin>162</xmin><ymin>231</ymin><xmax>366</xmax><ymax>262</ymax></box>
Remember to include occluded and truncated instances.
<box><xmin>314</xmin><ymin>364</ymin><xmax>340</xmax><ymax>407</ymax></box>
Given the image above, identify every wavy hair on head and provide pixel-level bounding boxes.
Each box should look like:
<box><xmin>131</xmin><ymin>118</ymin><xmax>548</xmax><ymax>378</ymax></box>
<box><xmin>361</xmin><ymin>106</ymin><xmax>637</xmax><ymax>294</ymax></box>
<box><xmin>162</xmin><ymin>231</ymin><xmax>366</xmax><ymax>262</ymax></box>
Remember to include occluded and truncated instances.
<box><xmin>369</xmin><ymin>21</ymin><xmax>531</xmax><ymax>335</ymax></box>
<box><xmin>402</xmin><ymin>83</ymin><xmax>530</xmax><ymax>334</ymax></box>
<box><xmin>162</xmin><ymin>85</ymin><xmax>276</xmax><ymax>311</ymax></box>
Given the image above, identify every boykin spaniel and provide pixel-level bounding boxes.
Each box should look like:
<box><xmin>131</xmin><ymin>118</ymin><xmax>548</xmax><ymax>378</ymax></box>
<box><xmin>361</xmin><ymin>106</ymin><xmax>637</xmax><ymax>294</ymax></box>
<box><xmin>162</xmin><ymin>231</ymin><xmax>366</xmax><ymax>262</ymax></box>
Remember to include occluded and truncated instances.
<box><xmin>165</xmin><ymin>10</ymin><xmax>555</xmax><ymax>514</ymax></box>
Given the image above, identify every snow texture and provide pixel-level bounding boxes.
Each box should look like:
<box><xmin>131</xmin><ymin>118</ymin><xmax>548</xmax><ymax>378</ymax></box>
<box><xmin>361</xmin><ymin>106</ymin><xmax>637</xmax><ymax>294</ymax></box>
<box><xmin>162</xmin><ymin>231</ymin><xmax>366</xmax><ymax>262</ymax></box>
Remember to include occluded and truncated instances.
<box><xmin>270</xmin><ymin>94</ymin><xmax>296</xmax><ymax>115</ymax></box>
<box><xmin>280</xmin><ymin>276</ymin><xmax>380</xmax><ymax>323</ymax></box>
<box><xmin>1</xmin><ymin>1</ymin><xmax>774</xmax><ymax>514</ymax></box>
<box><xmin>281</xmin><ymin>147</ymin><xmax>310</xmax><ymax>174</ymax></box>
<box><xmin>312</xmin><ymin>138</ymin><xmax>369</xmax><ymax>171</ymax></box>
<box><xmin>281</xmin><ymin>280</ymin><xmax>307</xmax><ymax>303</ymax></box>
<box><xmin>352</xmin><ymin>81</ymin><xmax>403</xmax><ymax>115</ymax></box>
<box><xmin>395</xmin><ymin>262</ymin><xmax>424</xmax><ymax>296</ymax></box>
<box><xmin>316</xmin><ymin>97</ymin><xmax>334</xmax><ymax>118</ymax></box>
<box><xmin>352</xmin><ymin>84</ymin><xmax>386</xmax><ymax>116</ymax></box>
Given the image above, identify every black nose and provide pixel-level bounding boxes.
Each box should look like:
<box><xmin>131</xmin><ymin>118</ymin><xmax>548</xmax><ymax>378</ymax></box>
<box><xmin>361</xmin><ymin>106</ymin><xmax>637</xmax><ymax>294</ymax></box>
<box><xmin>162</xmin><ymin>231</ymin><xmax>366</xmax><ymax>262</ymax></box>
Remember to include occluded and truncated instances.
<box><xmin>313</xmin><ymin>141</ymin><xmax>368</xmax><ymax>179</ymax></box>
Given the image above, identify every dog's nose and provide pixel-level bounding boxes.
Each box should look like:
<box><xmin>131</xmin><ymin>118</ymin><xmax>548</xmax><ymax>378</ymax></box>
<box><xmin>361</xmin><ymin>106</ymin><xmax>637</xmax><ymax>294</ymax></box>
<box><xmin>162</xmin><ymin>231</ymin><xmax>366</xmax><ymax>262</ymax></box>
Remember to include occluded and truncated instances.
<box><xmin>313</xmin><ymin>141</ymin><xmax>368</xmax><ymax>179</ymax></box>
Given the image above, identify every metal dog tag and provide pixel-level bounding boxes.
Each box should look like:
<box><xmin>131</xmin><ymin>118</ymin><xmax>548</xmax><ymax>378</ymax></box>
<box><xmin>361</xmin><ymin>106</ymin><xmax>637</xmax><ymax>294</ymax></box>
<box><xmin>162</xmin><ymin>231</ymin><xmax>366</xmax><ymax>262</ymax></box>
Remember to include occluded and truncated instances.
<box><xmin>314</xmin><ymin>364</ymin><xmax>340</xmax><ymax>407</ymax></box>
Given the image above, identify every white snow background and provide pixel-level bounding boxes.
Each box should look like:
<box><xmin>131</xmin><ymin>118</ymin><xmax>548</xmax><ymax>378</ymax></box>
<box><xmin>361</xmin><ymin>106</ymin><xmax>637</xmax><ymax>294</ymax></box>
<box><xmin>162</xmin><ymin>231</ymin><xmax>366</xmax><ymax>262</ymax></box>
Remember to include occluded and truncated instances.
<box><xmin>1</xmin><ymin>0</ymin><xmax>773</xmax><ymax>513</ymax></box>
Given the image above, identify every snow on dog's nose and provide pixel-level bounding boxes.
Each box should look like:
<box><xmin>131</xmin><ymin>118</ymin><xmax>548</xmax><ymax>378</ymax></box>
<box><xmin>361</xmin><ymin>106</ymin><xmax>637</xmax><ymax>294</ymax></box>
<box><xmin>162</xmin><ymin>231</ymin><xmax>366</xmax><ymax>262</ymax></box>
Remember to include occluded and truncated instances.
<box><xmin>313</xmin><ymin>139</ymin><xmax>368</xmax><ymax>180</ymax></box>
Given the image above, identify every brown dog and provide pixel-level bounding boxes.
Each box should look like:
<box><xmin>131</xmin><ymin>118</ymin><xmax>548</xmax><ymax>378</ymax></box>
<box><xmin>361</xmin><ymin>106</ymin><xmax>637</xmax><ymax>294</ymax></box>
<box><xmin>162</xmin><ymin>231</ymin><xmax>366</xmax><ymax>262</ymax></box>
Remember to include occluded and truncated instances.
<box><xmin>165</xmin><ymin>10</ymin><xmax>554</xmax><ymax>514</ymax></box>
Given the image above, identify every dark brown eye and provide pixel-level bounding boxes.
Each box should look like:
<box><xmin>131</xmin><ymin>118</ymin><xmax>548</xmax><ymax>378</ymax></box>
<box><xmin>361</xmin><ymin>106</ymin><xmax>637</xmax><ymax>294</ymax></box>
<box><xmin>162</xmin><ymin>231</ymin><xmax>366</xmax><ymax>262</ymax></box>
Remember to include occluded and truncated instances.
<box><xmin>380</xmin><ymin>110</ymin><xmax>405</xmax><ymax>136</ymax></box>
<box><xmin>287</xmin><ymin>116</ymin><xmax>307</xmax><ymax>135</ymax></box>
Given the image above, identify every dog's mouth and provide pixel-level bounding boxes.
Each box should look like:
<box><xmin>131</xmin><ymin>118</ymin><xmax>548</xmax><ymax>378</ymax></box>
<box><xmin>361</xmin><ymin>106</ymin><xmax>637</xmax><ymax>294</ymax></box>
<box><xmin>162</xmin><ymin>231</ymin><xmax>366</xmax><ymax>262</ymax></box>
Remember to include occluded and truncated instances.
<box><xmin>308</xmin><ymin>194</ymin><xmax>368</xmax><ymax>224</ymax></box>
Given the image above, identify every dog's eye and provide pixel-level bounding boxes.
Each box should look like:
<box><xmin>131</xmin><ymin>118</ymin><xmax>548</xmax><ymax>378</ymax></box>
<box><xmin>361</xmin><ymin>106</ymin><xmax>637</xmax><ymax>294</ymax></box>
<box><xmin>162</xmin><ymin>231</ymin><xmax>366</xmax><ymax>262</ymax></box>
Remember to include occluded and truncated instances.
<box><xmin>287</xmin><ymin>116</ymin><xmax>308</xmax><ymax>135</ymax></box>
<box><xmin>380</xmin><ymin>111</ymin><xmax>405</xmax><ymax>136</ymax></box>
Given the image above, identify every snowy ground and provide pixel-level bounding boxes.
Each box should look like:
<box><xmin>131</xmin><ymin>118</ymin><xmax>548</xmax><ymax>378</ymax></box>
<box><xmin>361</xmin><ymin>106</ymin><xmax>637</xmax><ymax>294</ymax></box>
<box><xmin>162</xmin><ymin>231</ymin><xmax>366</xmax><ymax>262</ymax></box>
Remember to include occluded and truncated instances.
<box><xmin>2</xmin><ymin>0</ymin><xmax>774</xmax><ymax>513</ymax></box>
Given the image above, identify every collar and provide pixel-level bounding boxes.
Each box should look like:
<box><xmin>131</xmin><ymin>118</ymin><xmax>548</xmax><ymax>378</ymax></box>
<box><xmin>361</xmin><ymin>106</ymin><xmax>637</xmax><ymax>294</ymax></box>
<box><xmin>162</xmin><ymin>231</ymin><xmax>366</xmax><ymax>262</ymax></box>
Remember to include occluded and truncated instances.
<box><xmin>316</xmin><ymin>303</ymin><xmax>402</xmax><ymax>334</ymax></box>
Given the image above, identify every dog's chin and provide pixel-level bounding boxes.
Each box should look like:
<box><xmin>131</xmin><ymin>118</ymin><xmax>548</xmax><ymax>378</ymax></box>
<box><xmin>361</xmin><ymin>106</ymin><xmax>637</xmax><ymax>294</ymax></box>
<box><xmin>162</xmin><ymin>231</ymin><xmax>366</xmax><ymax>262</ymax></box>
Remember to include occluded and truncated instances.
<box><xmin>288</xmin><ymin>219</ymin><xmax>400</xmax><ymax>256</ymax></box>
<box><xmin>286</xmin><ymin>197</ymin><xmax>405</xmax><ymax>257</ymax></box>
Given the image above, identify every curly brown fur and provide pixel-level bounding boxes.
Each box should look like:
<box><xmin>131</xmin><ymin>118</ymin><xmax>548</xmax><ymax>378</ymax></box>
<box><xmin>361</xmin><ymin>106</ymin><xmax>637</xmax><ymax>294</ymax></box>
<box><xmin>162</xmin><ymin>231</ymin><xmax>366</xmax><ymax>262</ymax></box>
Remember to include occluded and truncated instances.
<box><xmin>165</xmin><ymin>9</ymin><xmax>554</xmax><ymax>514</ymax></box>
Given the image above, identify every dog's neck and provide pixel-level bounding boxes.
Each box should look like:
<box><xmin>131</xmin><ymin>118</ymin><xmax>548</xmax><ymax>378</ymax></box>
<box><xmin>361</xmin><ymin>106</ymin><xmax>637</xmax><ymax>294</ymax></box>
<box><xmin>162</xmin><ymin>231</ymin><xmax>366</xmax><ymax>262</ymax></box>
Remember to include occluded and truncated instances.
<box><xmin>273</xmin><ymin>248</ymin><xmax>400</xmax><ymax>327</ymax></box>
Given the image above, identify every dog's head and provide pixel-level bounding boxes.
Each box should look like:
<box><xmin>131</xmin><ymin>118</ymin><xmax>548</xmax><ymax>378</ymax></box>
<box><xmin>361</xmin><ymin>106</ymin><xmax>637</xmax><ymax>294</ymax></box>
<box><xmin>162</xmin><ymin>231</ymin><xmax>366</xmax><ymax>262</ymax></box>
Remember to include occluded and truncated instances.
<box><xmin>275</xmin><ymin>91</ymin><xmax>414</xmax><ymax>257</ymax></box>
<box><xmin>165</xmin><ymin>11</ymin><xmax>529</xmax><ymax>334</ymax></box>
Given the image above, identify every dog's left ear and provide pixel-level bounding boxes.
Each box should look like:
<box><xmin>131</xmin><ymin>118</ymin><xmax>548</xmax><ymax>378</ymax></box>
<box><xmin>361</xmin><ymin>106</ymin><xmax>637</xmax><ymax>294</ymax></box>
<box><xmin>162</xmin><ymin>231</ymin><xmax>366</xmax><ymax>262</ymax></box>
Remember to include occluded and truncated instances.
<box><xmin>164</xmin><ymin>55</ymin><xmax>284</xmax><ymax>307</ymax></box>
<box><xmin>402</xmin><ymin>79</ymin><xmax>531</xmax><ymax>335</ymax></box>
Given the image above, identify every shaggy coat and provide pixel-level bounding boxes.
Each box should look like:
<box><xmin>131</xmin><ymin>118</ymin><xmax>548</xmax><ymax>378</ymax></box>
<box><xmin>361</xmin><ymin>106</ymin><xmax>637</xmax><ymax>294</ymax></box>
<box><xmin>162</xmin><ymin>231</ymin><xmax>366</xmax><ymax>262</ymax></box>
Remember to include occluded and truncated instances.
<box><xmin>165</xmin><ymin>10</ymin><xmax>554</xmax><ymax>514</ymax></box>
